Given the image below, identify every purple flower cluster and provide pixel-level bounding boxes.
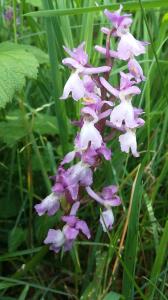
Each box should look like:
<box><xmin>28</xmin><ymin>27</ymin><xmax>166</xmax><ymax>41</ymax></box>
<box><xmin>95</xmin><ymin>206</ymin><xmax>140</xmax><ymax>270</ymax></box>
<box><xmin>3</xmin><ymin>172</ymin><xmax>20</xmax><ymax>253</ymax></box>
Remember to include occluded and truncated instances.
<box><xmin>35</xmin><ymin>6</ymin><xmax>147</xmax><ymax>253</ymax></box>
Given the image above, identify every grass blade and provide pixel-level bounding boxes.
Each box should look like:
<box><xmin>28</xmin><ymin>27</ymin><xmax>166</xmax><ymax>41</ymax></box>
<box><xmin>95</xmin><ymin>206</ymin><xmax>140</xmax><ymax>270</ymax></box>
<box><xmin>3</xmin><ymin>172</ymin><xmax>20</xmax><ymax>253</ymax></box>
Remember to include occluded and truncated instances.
<box><xmin>146</xmin><ymin>220</ymin><xmax>168</xmax><ymax>299</ymax></box>
<box><xmin>122</xmin><ymin>164</ymin><xmax>143</xmax><ymax>299</ymax></box>
<box><xmin>25</xmin><ymin>1</ymin><xmax>168</xmax><ymax>17</ymax></box>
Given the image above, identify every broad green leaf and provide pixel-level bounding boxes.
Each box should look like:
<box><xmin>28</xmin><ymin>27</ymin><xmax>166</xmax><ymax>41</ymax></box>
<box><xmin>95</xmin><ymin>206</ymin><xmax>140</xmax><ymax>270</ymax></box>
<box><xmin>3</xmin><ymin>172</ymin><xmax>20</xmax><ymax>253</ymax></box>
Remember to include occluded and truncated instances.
<box><xmin>19</xmin><ymin>44</ymin><xmax>49</xmax><ymax>64</ymax></box>
<box><xmin>8</xmin><ymin>227</ymin><xmax>26</xmax><ymax>252</ymax></box>
<box><xmin>0</xmin><ymin>42</ymin><xmax>39</xmax><ymax>108</ymax></box>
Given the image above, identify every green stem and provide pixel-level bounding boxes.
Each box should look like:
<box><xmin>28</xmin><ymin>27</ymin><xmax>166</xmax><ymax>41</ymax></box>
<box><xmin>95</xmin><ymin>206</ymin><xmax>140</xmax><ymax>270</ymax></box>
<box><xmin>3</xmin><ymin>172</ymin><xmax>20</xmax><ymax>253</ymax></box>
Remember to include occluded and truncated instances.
<box><xmin>13</xmin><ymin>0</ymin><xmax>17</xmax><ymax>43</ymax></box>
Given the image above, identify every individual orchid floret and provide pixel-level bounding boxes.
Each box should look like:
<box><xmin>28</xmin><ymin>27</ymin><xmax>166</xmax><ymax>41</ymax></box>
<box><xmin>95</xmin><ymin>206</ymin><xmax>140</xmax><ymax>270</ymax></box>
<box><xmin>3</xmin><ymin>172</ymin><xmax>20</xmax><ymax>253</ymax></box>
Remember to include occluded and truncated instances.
<box><xmin>86</xmin><ymin>185</ymin><xmax>121</xmax><ymax>207</ymax></box>
<box><xmin>84</xmin><ymin>143</ymin><xmax>112</xmax><ymax>164</ymax></box>
<box><xmin>62</xmin><ymin>215</ymin><xmax>91</xmax><ymax>246</ymax></box>
<box><xmin>60</xmin><ymin>72</ymin><xmax>86</xmax><ymax>101</ymax></box>
<box><xmin>133</xmin><ymin>108</ymin><xmax>145</xmax><ymax>127</ymax></box>
<box><xmin>60</xmin><ymin>42</ymin><xmax>111</xmax><ymax>101</ymax></box>
<box><xmin>78</xmin><ymin>107</ymin><xmax>103</xmax><ymax>150</ymax></box>
<box><xmin>86</xmin><ymin>185</ymin><xmax>121</xmax><ymax>232</ymax></box>
<box><xmin>104</xmin><ymin>5</ymin><xmax>132</xmax><ymax>35</ymax></box>
<box><xmin>63</xmin><ymin>42</ymin><xmax>88</xmax><ymax>66</ymax></box>
<box><xmin>100</xmin><ymin>75</ymin><xmax>140</xmax><ymax>128</ymax></box>
<box><xmin>119</xmin><ymin>129</ymin><xmax>139</xmax><ymax>157</ymax></box>
<box><xmin>100</xmin><ymin>73</ymin><xmax>141</xmax><ymax>102</ymax></box>
<box><xmin>82</xmin><ymin>75</ymin><xmax>102</xmax><ymax>104</ymax></box>
<box><xmin>61</xmin><ymin>201</ymin><xmax>91</xmax><ymax>250</ymax></box>
<box><xmin>110</xmin><ymin>101</ymin><xmax>136</xmax><ymax>128</ymax></box>
<box><xmin>117</xmin><ymin>33</ymin><xmax>148</xmax><ymax>60</ymax></box>
<box><xmin>44</xmin><ymin>229</ymin><xmax>65</xmax><ymax>253</ymax></box>
<box><xmin>52</xmin><ymin>162</ymin><xmax>93</xmax><ymax>201</ymax></box>
<box><xmin>62</xmin><ymin>42</ymin><xmax>111</xmax><ymax>74</ymax></box>
<box><xmin>44</xmin><ymin>202</ymin><xmax>91</xmax><ymax>253</ymax></box>
<box><xmin>100</xmin><ymin>208</ymin><xmax>114</xmax><ymax>232</ymax></box>
<box><xmin>128</xmin><ymin>58</ymin><xmax>146</xmax><ymax>82</ymax></box>
<box><xmin>34</xmin><ymin>192</ymin><xmax>60</xmax><ymax>216</ymax></box>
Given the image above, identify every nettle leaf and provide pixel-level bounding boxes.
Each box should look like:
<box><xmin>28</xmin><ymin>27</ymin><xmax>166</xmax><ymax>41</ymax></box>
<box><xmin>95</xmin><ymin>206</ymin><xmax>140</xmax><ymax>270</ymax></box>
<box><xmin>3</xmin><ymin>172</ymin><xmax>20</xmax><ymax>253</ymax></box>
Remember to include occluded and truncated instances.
<box><xmin>0</xmin><ymin>42</ymin><xmax>39</xmax><ymax>108</ymax></box>
<box><xmin>20</xmin><ymin>44</ymin><xmax>49</xmax><ymax>64</ymax></box>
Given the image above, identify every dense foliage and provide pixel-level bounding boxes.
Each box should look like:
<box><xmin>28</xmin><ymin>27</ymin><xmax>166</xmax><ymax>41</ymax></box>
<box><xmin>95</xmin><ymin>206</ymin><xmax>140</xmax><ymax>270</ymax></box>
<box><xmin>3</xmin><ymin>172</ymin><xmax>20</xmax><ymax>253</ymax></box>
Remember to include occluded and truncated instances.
<box><xmin>0</xmin><ymin>1</ymin><xmax>168</xmax><ymax>299</ymax></box>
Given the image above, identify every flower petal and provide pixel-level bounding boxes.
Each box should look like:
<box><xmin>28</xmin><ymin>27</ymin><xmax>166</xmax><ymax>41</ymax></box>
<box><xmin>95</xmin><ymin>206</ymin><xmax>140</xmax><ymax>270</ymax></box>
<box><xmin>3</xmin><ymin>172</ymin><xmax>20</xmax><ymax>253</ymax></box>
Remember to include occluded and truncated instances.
<box><xmin>60</xmin><ymin>72</ymin><xmax>85</xmax><ymax>101</ymax></box>
<box><xmin>100</xmin><ymin>77</ymin><xmax>119</xmax><ymax>98</ymax></box>
<box><xmin>95</xmin><ymin>45</ymin><xmax>118</xmax><ymax>58</ymax></box>
<box><xmin>76</xmin><ymin>220</ymin><xmax>91</xmax><ymax>239</ymax></box>
<box><xmin>83</xmin><ymin>66</ymin><xmax>111</xmax><ymax>75</ymax></box>
<box><xmin>70</xmin><ymin>201</ymin><xmax>80</xmax><ymax>216</ymax></box>
<box><xmin>100</xmin><ymin>209</ymin><xmax>114</xmax><ymax>232</ymax></box>
<box><xmin>34</xmin><ymin>193</ymin><xmax>60</xmax><ymax>216</ymax></box>
<box><xmin>44</xmin><ymin>229</ymin><xmax>65</xmax><ymax>247</ymax></box>
<box><xmin>119</xmin><ymin>130</ymin><xmax>139</xmax><ymax>157</ymax></box>
<box><xmin>117</xmin><ymin>32</ymin><xmax>146</xmax><ymax>60</ymax></box>
<box><xmin>79</xmin><ymin>121</ymin><xmax>102</xmax><ymax>150</ymax></box>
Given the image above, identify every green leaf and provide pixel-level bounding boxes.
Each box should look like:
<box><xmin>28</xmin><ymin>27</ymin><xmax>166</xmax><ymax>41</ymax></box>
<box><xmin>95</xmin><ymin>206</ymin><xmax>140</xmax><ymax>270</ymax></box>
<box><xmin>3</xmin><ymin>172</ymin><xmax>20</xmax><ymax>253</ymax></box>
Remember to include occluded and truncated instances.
<box><xmin>0</xmin><ymin>111</ymin><xmax>58</xmax><ymax>146</ymax></box>
<box><xmin>122</xmin><ymin>165</ymin><xmax>143</xmax><ymax>299</ymax></box>
<box><xmin>33</xmin><ymin>113</ymin><xmax>58</xmax><ymax>135</ymax></box>
<box><xmin>25</xmin><ymin>1</ymin><xmax>168</xmax><ymax>17</ymax></box>
<box><xmin>19</xmin><ymin>44</ymin><xmax>49</xmax><ymax>64</ymax></box>
<box><xmin>8</xmin><ymin>227</ymin><xmax>26</xmax><ymax>252</ymax></box>
<box><xmin>0</xmin><ymin>119</ymin><xmax>27</xmax><ymax>146</ymax></box>
<box><xmin>103</xmin><ymin>292</ymin><xmax>125</xmax><ymax>300</ymax></box>
<box><xmin>0</xmin><ymin>281</ymin><xmax>17</xmax><ymax>291</ymax></box>
<box><xmin>0</xmin><ymin>42</ymin><xmax>39</xmax><ymax>108</ymax></box>
<box><xmin>0</xmin><ymin>247</ymin><xmax>42</xmax><ymax>262</ymax></box>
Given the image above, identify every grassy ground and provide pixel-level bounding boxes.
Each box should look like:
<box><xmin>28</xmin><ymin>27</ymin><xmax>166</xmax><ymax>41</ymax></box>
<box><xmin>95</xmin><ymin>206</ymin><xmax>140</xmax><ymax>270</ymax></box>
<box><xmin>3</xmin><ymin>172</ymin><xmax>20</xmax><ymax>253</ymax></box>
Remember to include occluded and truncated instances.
<box><xmin>0</xmin><ymin>0</ymin><xmax>168</xmax><ymax>299</ymax></box>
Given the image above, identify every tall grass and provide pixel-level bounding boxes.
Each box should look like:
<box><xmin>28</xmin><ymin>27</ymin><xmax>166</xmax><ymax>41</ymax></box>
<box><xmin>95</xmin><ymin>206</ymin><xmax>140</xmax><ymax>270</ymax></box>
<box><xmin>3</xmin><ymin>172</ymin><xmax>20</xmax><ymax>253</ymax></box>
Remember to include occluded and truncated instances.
<box><xmin>0</xmin><ymin>0</ymin><xmax>167</xmax><ymax>299</ymax></box>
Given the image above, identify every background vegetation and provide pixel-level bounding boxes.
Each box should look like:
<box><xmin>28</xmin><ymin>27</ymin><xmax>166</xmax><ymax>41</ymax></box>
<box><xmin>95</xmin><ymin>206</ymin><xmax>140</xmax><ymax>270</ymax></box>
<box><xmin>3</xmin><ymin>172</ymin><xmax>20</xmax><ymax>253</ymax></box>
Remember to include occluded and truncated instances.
<box><xmin>0</xmin><ymin>0</ymin><xmax>168</xmax><ymax>299</ymax></box>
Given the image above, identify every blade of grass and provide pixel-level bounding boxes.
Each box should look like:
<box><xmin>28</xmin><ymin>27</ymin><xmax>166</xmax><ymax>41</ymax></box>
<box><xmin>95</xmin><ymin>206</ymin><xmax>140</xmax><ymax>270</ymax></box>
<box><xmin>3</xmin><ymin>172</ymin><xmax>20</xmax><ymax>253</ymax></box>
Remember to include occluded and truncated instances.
<box><xmin>0</xmin><ymin>276</ymin><xmax>75</xmax><ymax>298</ymax></box>
<box><xmin>42</xmin><ymin>0</ymin><xmax>69</xmax><ymax>155</ymax></box>
<box><xmin>25</xmin><ymin>1</ymin><xmax>168</xmax><ymax>17</ymax></box>
<box><xmin>122</xmin><ymin>164</ymin><xmax>143</xmax><ymax>299</ymax></box>
<box><xmin>146</xmin><ymin>220</ymin><xmax>168</xmax><ymax>299</ymax></box>
<box><xmin>80</xmin><ymin>0</ymin><xmax>95</xmax><ymax>57</ymax></box>
<box><xmin>0</xmin><ymin>247</ymin><xmax>42</xmax><ymax>262</ymax></box>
